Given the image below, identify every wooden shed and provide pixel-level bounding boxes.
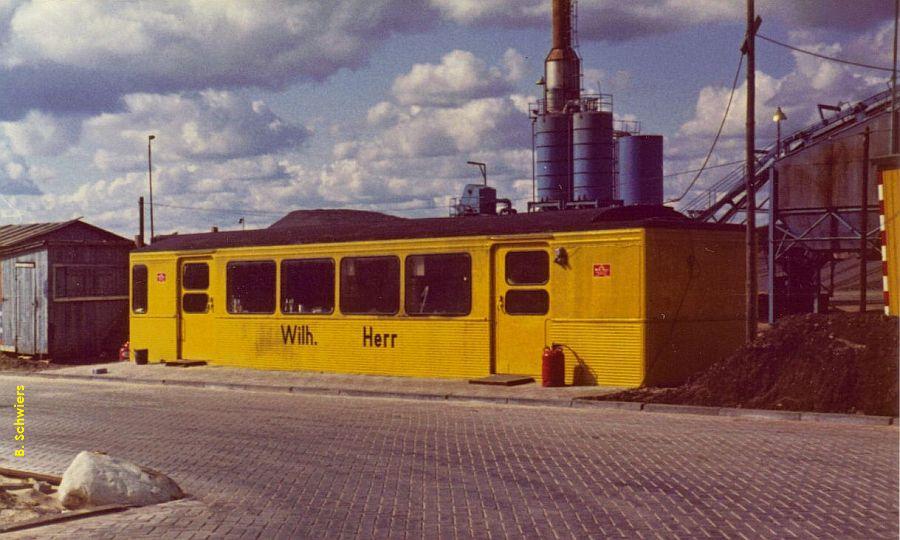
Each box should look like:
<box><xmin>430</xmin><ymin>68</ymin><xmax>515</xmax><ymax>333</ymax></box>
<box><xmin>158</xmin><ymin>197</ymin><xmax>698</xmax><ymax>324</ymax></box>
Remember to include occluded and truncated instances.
<box><xmin>0</xmin><ymin>219</ymin><xmax>133</xmax><ymax>359</ymax></box>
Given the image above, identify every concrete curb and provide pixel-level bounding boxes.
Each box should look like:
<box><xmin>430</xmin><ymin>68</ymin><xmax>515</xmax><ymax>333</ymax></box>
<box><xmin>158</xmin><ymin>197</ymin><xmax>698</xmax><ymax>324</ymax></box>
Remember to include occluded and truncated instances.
<box><xmin>7</xmin><ymin>371</ymin><xmax>897</xmax><ymax>428</ymax></box>
<box><xmin>719</xmin><ymin>407</ymin><xmax>801</xmax><ymax>422</ymax></box>
<box><xmin>642</xmin><ymin>403</ymin><xmax>720</xmax><ymax>416</ymax></box>
<box><xmin>799</xmin><ymin>412</ymin><xmax>893</xmax><ymax>426</ymax></box>
<box><xmin>570</xmin><ymin>400</ymin><xmax>643</xmax><ymax>411</ymax></box>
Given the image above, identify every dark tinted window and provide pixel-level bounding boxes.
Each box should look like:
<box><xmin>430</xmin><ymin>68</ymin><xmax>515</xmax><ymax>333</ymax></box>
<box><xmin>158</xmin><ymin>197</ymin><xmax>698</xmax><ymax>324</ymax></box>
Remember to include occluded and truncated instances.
<box><xmin>506</xmin><ymin>251</ymin><xmax>549</xmax><ymax>285</ymax></box>
<box><xmin>281</xmin><ymin>259</ymin><xmax>334</xmax><ymax>314</ymax></box>
<box><xmin>340</xmin><ymin>256</ymin><xmax>399</xmax><ymax>314</ymax></box>
<box><xmin>182</xmin><ymin>293</ymin><xmax>209</xmax><ymax>313</ymax></box>
<box><xmin>405</xmin><ymin>254</ymin><xmax>471</xmax><ymax>316</ymax></box>
<box><xmin>183</xmin><ymin>263</ymin><xmax>209</xmax><ymax>290</ymax></box>
<box><xmin>506</xmin><ymin>289</ymin><xmax>549</xmax><ymax>315</ymax></box>
<box><xmin>132</xmin><ymin>265</ymin><xmax>148</xmax><ymax>313</ymax></box>
<box><xmin>226</xmin><ymin>261</ymin><xmax>275</xmax><ymax>314</ymax></box>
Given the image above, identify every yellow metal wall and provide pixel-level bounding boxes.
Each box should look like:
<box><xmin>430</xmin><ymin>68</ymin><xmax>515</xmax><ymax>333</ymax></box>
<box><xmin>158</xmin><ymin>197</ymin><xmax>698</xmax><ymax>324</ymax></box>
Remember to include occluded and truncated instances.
<box><xmin>132</xmin><ymin>239</ymin><xmax>494</xmax><ymax>379</ymax></box>
<box><xmin>129</xmin><ymin>254</ymin><xmax>178</xmax><ymax>362</ymax></box>
<box><xmin>543</xmin><ymin>230</ymin><xmax>646</xmax><ymax>387</ymax></box>
<box><xmin>884</xmin><ymin>168</ymin><xmax>900</xmax><ymax>315</ymax></box>
<box><xmin>129</xmin><ymin>226</ymin><xmax>743</xmax><ymax>387</ymax></box>
<box><xmin>642</xmin><ymin>228</ymin><xmax>746</xmax><ymax>386</ymax></box>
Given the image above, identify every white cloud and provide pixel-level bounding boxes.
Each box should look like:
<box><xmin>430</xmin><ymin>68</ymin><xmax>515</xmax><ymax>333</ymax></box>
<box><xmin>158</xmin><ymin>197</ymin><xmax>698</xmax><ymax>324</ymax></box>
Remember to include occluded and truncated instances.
<box><xmin>1</xmin><ymin>111</ymin><xmax>80</xmax><ymax>157</ymax></box>
<box><xmin>82</xmin><ymin>91</ymin><xmax>310</xmax><ymax>169</ymax></box>
<box><xmin>322</xmin><ymin>82</ymin><xmax>535</xmax><ymax>213</ymax></box>
<box><xmin>391</xmin><ymin>49</ymin><xmax>524</xmax><ymax>107</ymax></box>
<box><xmin>0</xmin><ymin>0</ymin><xmax>437</xmax><ymax>119</ymax></box>
<box><xmin>666</xmin><ymin>26</ymin><xmax>890</xmax><ymax>204</ymax></box>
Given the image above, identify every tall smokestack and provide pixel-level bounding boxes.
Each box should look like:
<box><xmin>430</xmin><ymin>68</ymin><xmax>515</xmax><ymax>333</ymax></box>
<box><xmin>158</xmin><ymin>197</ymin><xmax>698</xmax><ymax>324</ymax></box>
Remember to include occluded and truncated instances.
<box><xmin>544</xmin><ymin>0</ymin><xmax>581</xmax><ymax>112</ymax></box>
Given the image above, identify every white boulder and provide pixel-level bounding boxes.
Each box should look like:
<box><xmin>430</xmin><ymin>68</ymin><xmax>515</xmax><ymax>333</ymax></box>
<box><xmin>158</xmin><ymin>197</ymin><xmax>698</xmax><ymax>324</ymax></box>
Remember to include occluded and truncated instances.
<box><xmin>58</xmin><ymin>451</ymin><xmax>184</xmax><ymax>509</ymax></box>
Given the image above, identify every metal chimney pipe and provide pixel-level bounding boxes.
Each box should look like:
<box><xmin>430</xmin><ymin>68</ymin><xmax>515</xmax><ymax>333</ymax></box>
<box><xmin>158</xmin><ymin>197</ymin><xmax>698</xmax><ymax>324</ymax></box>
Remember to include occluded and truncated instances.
<box><xmin>552</xmin><ymin>0</ymin><xmax>572</xmax><ymax>50</ymax></box>
<box><xmin>544</xmin><ymin>0</ymin><xmax>581</xmax><ymax>113</ymax></box>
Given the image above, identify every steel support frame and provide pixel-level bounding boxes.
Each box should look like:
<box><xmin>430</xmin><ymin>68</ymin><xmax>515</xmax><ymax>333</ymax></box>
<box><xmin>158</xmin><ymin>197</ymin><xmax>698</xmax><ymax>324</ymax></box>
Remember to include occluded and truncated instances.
<box><xmin>767</xmin><ymin>202</ymin><xmax>881</xmax><ymax>321</ymax></box>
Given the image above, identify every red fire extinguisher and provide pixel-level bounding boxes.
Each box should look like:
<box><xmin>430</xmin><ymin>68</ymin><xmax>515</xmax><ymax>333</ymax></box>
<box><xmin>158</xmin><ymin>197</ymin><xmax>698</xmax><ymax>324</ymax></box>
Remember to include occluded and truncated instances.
<box><xmin>542</xmin><ymin>345</ymin><xmax>565</xmax><ymax>387</ymax></box>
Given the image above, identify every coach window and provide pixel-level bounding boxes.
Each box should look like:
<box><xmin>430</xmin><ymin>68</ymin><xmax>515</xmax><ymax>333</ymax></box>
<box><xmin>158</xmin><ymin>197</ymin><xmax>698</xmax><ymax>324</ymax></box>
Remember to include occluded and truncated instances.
<box><xmin>506</xmin><ymin>251</ymin><xmax>549</xmax><ymax>285</ymax></box>
<box><xmin>182</xmin><ymin>263</ymin><xmax>209</xmax><ymax>290</ymax></box>
<box><xmin>227</xmin><ymin>261</ymin><xmax>276</xmax><ymax>314</ymax></box>
<box><xmin>405</xmin><ymin>253</ymin><xmax>471</xmax><ymax>316</ymax></box>
<box><xmin>505</xmin><ymin>289</ymin><xmax>549</xmax><ymax>315</ymax></box>
<box><xmin>182</xmin><ymin>293</ymin><xmax>209</xmax><ymax>313</ymax></box>
<box><xmin>132</xmin><ymin>265</ymin><xmax>148</xmax><ymax>314</ymax></box>
<box><xmin>281</xmin><ymin>258</ymin><xmax>335</xmax><ymax>314</ymax></box>
<box><xmin>340</xmin><ymin>256</ymin><xmax>399</xmax><ymax>314</ymax></box>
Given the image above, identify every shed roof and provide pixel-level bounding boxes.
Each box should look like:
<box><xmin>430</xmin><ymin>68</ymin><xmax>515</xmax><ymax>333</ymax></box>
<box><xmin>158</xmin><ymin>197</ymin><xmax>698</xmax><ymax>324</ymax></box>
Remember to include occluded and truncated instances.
<box><xmin>139</xmin><ymin>206</ymin><xmax>742</xmax><ymax>253</ymax></box>
<box><xmin>0</xmin><ymin>218</ymin><xmax>132</xmax><ymax>257</ymax></box>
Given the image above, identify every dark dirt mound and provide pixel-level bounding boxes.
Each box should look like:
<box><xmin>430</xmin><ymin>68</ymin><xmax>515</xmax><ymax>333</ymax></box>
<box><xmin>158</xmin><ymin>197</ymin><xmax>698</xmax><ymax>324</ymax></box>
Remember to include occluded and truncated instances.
<box><xmin>592</xmin><ymin>312</ymin><xmax>899</xmax><ymax>416</ymax></box>
<box><xmin>0</xmin><ymin>354</ymin><xmax>52</xmax><ymax>372</ymax></box>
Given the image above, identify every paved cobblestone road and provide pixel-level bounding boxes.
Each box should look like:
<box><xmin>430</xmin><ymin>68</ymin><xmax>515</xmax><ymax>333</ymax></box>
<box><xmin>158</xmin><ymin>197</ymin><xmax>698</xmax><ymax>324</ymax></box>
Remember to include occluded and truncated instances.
<box><xmin>0</xmin><ymin>376</ymin><xmax>896</xmax><ymax>539</ymax></box>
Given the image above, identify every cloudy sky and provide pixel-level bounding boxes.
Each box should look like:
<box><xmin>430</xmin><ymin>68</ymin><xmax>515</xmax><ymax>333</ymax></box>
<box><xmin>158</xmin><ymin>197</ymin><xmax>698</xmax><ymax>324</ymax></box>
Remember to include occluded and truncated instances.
<box><xmin>0</xmin><ymin>0</ymin><xmax>895</xmax><ymax>236</ymax></box>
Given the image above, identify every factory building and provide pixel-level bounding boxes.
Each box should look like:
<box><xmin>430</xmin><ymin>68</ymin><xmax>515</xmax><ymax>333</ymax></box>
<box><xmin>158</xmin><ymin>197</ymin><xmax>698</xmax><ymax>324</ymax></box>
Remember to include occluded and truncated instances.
<box><xmin>449</xmin><ymin>1</ymin><xmax>665</xmax><ymax>217</ymax></box>
<box><xmin>685</xmin><ymin>88</ymin><xmax>898</xmax><ymax>317</ymax></box>
<box><xmin>531</xmin><ymin>0</ymin><xmax>664</xmax><ymax>211</ymax></box>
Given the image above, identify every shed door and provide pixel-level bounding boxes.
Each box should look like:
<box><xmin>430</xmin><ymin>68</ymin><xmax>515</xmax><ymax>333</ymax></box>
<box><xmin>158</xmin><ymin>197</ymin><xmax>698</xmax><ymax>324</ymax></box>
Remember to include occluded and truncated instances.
<box><xmin>494</xmin><ymin>246</ymin><xmax>551</xmax><ymax>376</ymax></box>
<box><xmin>14</xmin><ymin>263</ymin><xmax>36</xmax><ymax>355</ymax></box>
<box><xmin>178</xmin><ymin>258</ymin><xmax>214</xmax><ymax>360</ymax></box>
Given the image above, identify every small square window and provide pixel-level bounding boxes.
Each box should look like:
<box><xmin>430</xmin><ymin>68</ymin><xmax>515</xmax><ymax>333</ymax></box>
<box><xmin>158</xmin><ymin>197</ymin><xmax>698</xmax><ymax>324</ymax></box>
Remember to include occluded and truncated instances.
<box><xmin>505</xmin><ymin>251</ymin><xmax>549</xmax><ymax>285</ymax></box>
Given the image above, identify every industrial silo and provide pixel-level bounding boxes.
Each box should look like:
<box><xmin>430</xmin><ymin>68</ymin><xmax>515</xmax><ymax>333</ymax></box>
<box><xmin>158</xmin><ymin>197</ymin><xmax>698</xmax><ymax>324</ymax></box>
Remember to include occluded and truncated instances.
<box><xmin>618</xmin><ymin>135</ymin><xmax>664</xmax><ymax>205</ymax></box>
<box><xmin>535</xmin><ymin>114</ymin><xmax>572</xmax><ymax>203</ymax></box>
<box><xmin>572</xmin><ymin>111</ymin><xmax>614</xmax><ymax>202</ymax></box>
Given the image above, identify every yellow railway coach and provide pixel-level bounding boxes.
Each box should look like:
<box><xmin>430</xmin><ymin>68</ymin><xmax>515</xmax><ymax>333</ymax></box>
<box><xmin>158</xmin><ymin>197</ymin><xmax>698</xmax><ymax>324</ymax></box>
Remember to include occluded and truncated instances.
<box><xmin>129</xmin><ymin>208</ymin><xmax>745</xmax><ymax>387</ymax></box>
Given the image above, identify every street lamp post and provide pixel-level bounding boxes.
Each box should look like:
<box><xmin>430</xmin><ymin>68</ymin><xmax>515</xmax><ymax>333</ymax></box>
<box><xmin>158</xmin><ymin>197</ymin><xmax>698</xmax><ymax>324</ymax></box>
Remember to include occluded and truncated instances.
<box><xmin>773</xmin><ymin>107</ymin><xmax>786</xmax><ymax>157</ymax></box>
<box><xmin>148</xmin><ymin>135</ymin><xmax>156</xmax><ymax>241</ymax></box>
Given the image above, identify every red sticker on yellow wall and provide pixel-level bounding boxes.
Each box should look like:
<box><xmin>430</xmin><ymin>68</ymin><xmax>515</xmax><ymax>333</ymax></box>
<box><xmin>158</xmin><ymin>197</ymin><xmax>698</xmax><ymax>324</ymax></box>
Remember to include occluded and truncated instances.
<box><xmin>593</xmin><ymin>264</ymin><xmax>611</xmax><ymax>277</ymax></box>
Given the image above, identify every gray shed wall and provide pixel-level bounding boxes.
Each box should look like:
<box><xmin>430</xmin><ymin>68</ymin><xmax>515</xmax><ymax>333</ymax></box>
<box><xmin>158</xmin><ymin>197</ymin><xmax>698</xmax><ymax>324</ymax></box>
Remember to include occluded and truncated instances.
<box><xmin>1</xmin><ymin>249</ymin><xmax>49</xmax><ymax>355</ymax></box>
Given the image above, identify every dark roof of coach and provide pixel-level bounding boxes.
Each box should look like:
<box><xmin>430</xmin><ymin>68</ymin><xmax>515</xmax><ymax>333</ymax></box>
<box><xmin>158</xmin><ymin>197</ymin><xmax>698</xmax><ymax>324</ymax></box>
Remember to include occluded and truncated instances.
<box><xmin>136</xmin><ymin>206</ymin><xmax>742</xmax><ymax>253</ymax></box>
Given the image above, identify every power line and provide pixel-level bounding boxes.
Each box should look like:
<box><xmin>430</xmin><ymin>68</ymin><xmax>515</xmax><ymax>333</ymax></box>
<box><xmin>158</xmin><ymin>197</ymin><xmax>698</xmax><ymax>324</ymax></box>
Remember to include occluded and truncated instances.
<box><xmin>757</xmin><ymin>33</ymin><xmax>893</xmax><ymax>73</ymax></box>
<box><xmin>667</xmin><ymin>52</ymin><xmax>745</xmax><ymax>204</ymax></box>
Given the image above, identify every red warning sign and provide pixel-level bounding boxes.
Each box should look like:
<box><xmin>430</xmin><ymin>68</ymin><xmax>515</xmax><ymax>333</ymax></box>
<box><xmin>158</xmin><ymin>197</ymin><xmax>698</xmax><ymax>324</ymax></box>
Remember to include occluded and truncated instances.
<box><xmin>593</xmin><ymin>264</ymin><xmax>611</xmax><ymax>278</ymax></box>
<box><xmin>157</xmin><ymin>272</ymin><xmax>167</xmax><ymax>283</ymax></box>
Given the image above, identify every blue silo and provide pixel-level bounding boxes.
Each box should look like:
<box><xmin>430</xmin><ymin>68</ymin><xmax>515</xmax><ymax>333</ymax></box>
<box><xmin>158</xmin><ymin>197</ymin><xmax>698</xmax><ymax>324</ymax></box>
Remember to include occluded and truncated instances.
<box><xmin>618</xmin><ymin>135</ymin><xmax>664</xmax><ymax>206</ymax></box>
<box><xmin>535</xmin><ymin>114</ymin><xmax>572</xmax><ymax>203</ymax></box>
<box><xmin>572</xmin><ymin>111</ymin><xmax>614</xmax><ymax>202</ymax></box>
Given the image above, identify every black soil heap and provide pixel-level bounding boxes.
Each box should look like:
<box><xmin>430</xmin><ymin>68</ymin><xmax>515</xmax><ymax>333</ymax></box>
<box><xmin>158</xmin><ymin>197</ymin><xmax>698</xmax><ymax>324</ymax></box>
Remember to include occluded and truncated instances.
<box><xmin>594</xmin><ymin>312</ymin><xmax>899</xmax><ymax>416</ymax></box>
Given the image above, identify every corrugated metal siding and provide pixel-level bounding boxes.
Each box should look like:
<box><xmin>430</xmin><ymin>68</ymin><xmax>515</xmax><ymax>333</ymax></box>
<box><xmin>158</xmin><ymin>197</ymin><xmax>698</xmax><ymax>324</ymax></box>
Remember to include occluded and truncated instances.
<box><xmin>0</xmin><ymin>222</ymin><xmax>74</xmax><ymax>248</ymax></box>
<box><xmin>884</xmin><ymin>169</ymin><xmax>900</xmax><ymax>315</ymax></box>
<box><xmin>547</xmin><ymin>320</ymin><xmax>644</xmax><ymax>387</ymax></box>
<box><xmin>200</xmin><ymin>318</ymin><xmax>491</xmax><ymax>379</ymax></box>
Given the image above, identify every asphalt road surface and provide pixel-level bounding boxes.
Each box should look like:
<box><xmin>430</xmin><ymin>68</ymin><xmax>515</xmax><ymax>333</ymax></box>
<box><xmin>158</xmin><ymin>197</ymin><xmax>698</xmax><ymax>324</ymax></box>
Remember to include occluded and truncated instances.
<box><xmin>0</xmin><ymin>376</ymin><xmax>896</xmax><ymax>539</ymax></box>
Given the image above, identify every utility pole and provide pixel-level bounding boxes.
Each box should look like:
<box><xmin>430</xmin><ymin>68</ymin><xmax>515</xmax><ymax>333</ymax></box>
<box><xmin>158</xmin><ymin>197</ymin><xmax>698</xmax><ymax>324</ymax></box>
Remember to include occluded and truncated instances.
<box><xmin>138</xmin><ymin>196</ymin><xmax>145</xmax><ymax>248</ymax></box>
<box><xmin>860</xmin><ymin>127</ymin><xmax>870</xmax><ymax>312</ymax></box>
<box><xmin>892</xmin><ymin>0</ymin><xmax>899</xmax><ymax>154</ymax></box>
<box><xmin>742</xmin><ymin>0</ymin><xmax>761</xmax><ymax>341</ymax></box>
<box><xmin>148</xmin><ymin>134</ymin><xmax>156</xmax><ymax>241</ymax></box>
